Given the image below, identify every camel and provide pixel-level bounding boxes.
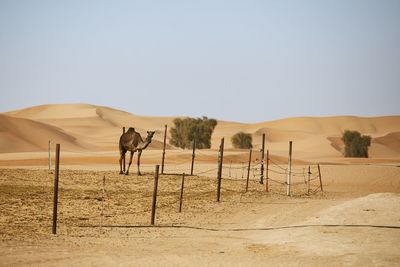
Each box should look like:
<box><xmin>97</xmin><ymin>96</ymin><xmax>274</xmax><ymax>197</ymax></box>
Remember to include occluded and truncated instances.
<box><xmin>119</xmin><ymin>128</ymin><xmax>155</xmax><ymax>175</ymax></box>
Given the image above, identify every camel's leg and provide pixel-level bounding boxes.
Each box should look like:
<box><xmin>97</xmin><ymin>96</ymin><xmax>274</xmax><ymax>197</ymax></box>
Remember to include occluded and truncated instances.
<box><xmin>137</xmin><ymin>150</ymin><xmax>142</xmax><ymax>176</ymax></box>
<box><xmin>119</xmin><ymin>149</ymin><xmax>126</xmax><ymax>174</ymax></box>
<box><xmin>123</xmin><ymin>152</ymin><xmax>126</xmax><ymax>173</ymax></box>
<box><xmin>125</xmin><ymin>151</ymin><xmax>134</xmax><ymax>175</ymax></box>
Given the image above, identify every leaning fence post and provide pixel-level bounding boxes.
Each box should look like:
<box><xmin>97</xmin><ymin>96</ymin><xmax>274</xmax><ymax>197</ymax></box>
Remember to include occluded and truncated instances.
<box><xmin>286</xmin><ymin>141</ymin><xmax>292</xmax><ymax>196</ymax></box>
<box><xmin>161</xmin><ymin>125</ymin><xmax>167</xmax><ymax>174</ymax></box>
<box><xmin>260</xmin><ymin>133</ymin><xmax>265</xmax><ymax>184</ymax></box>
<box><xmin>318</xmin><ymin>164</ymin><xmax>323</xmax><ymax>192</ymax></box>
<box><xmin>216</xmin><ymin>138</ymin><xmax>224</xmax><ymax>202</ymax></box>
<box><xmin>52</xmin><ymin>144</ymin><xmax>60</xmax><ymax>235</ymax></box>
<box><xmin>122</xmin><ymin>127</ymin><xmax>126</xmax><ymax>173</ymax></box>
<box><xmin>246</xmin><ymin>149</ymin><xmax>252</xmax><ymax>192</ymax></box>
<box><xmin>179</xmin><ymin>173</ymin><xmax>185</xmax><ymax>212</ymax></box>
<box><xmin>190</xmin><ymin>138</ymin><xmax>196</xmax><ymax>176</ymax></box>
<box><xmin>151</xmin><ymin>165</ymin><xmax>160</xmax><ymax>225</ymax></box>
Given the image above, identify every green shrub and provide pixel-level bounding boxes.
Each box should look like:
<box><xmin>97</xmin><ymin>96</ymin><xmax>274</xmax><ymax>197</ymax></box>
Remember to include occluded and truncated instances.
<box><xmin>342</xmin><ymin>130</ymin><xmax>371</xmax><ymax>158</ymax></box>
<box><xmin>231</xmin><ymin>132</ymin><xmax>253</xmax><ymax>149</ymax></box>
<box><xmin>169</xmin><ymin>116</ymin><xmax>217</xmax><ymax>149</ymax></box>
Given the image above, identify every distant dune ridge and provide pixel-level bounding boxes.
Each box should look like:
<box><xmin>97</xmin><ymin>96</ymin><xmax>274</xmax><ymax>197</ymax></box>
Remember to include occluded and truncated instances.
<box><xmin>1</xmin><ymin>103</ymin><xmax>399</xmax><ymax>161</ymax></box>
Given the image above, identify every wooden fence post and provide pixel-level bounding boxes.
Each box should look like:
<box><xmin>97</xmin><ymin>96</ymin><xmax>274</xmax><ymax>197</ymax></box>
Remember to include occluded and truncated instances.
<box><xmin>190</xmin><ymin>138</ymin><xmax>196</xmax><ymax>176</ymax></box>
<box><xmin>216</xmin><ymin>138</ymin><xmax>224</xmax><ymax>202</ymax></box>
<box><xmin>101</xmin><ymin>175</ymin><xmax>106</xmax><ymax>227</ymax></box>
<box><xmin>52</xmin><ymin>144</ymin><xmax>60</xmax><ymax>235</ymax></box>
<box><xmin>318</xmin><ymin>164</ymin><xmax>323</xmax><ymax>192</ymax></box>
<box><xmin>266</xmin><ymin>149</ymin><xmax>269</xmax><ymax>192</ymax></box>
<box><xmin>161</xmin><ymin>125</ymin><xmax>167</xmax><ymax>174</ymax></box>
<box><xmin>286</xmin><ymin>141</ymin><xmax>292</xmax><ymax>196</ymax></box>
<box><xmin>179</xmin><ymin>173</ymin><xmax>185</xmax><ymax>212</ymax></box>
<box><xmin>48</xmin><ymin>140</ymin><xmax>52</xmax><ymax>174</ymax></box>
<box><xmin>151</xmin><ymin>165</ymin><xmax>160</xmax><ymax>225</ymax></box>
<box><xmin>246</xmin><ymin>149</ymin><xmax>252</xmax><ymax>192</ymax></box>
<box><xmin>307</xmin><ymin>166</ymin><xmax>311</xmax><ymax>194</ymax></box>
<box><xmin>122</xmin><ymin>127</ymin><xmax>126</xmax><ymax>173</ymax></box>
<box><xmin>260</xmin><ymin>133</ymin><xmax>265</xmax><ymax>184</ymax></box>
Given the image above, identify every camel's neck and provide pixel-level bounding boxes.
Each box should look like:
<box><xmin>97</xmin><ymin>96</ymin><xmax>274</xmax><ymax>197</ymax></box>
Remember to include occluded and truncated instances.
<box><xmin>137</xmin><ymin>139</ymin><xmax>151</xmax><ymax>150</ymax></box>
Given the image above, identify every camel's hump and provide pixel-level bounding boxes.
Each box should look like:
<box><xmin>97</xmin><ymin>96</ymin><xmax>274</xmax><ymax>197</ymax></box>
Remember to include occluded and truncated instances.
<box><xmin>127</xmin><ymin>127</ymin><xmax>135</xmax><ymax>132</ymax></box>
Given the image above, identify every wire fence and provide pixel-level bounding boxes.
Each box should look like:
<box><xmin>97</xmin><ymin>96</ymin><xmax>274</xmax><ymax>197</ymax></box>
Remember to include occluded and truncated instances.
<box><xmin>151</xmin><ymin>142</ymin><xmax>324</xmax><ymax>198</ymax></box>
<box><xmin>46</xmin><ymin>151</ymin><xmax>322</xmax><ymax>231</ymax></box>
<box><xmin>26</xmin><ymin>133</ymin><xmax>397</xmax><ymax>237</ymax></box>
<box><xmin>220</xmin><ymin>161</ymin><xmax>322</xmax><ymax>197</ymax></box>
<box><xmin>44</xmin><ymin>135</ymin><xmax>324</xmax><ymax>230</ymax></box>
<box><xmin>82</xmin><ymin>155</ymin><xmax>323</xmax><ymax>228</ymax></box>
<box><xmin>147</xmin><ymin>141</ymin><xmax>322</xmax><ymax>202</ymax></box>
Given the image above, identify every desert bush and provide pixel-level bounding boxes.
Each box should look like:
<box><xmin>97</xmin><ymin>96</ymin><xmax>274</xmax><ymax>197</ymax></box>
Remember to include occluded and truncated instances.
<box><xmin>231</xmin><ymin>132</ymin><xmax>253</xmax><ymax>149</ymax></box>
<box><xmin>342</xmin><ymin>130</ymin><xmax>371</xmax><ymax>158</ymax></box>
<box><xmin>169</xmin><ymin>116</ymin><xmax>217</xmax><ymax>149</ymax></box>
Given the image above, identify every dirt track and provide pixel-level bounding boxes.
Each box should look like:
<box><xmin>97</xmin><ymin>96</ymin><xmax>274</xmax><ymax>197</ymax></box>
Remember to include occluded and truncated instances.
<box><xmin>1</xmin><ymin>166</ymin><xmax>400</xmax><ymax>266</ymax></box>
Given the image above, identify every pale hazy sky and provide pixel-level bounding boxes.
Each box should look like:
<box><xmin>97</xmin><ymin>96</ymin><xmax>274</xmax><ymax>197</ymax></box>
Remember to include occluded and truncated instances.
<box><xmin>0</xmin><ymin>0</ymin><xmax>399</xmax><ymax>122</ymax></box>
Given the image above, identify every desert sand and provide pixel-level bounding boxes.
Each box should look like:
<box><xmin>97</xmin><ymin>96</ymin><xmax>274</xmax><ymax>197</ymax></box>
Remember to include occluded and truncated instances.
<box><xmin>2</xmin><ymin>103</ymin><xmax>400</xmax><ymax>161</ymax></box>
<box><xmin>1</xmin><ymin>104</ymin><xmax>400</xmax><ymax>266</ymax></box>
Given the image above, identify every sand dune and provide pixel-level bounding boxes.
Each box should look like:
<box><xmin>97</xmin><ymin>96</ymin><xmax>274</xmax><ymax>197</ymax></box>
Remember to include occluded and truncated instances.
<box><xmin>6</xmin><ymin>104</ymin><xmax>172</xmax><ymax>151</ymax></box>
<box><xmin>252</xmin><ymin>116</ymin><xmax>400</xmax><ymax>135</ymax></box>
<box><xmin>213</xmin><ymin>115</ymin><xmax>400</xmax><ymax>160</ymax></box>
<box><xmin>2</xmin><ymin>103</ymin><xmax>400</xmax><ymax>162</ymax></box>
<box><xmin>0</xmin><ymin>114</ymin><xmax>96</xmax><ymax>152</ymax></box>
<box><xmin>327</xmin><ymin>136</ymin><xmax>344</xmax><ymax>154</ymax></box>
<box><xmin>6</xmin><ymin>103</ymin><xmax>174</xmax><ymax>131</ymax></box>
<box><xmin>374</xmin><ymin>132</ymin><xmax>400</xmax><ymax>153</ymax></box>
<box><xmin>326</xmin><ymin>133</ymin><xmax>400</xmax><ymax>159</ymax></box>
<box><xmin>254</xmin><ymin>127</ymin><xmax>311</xmax><ymax>142</ymax></box>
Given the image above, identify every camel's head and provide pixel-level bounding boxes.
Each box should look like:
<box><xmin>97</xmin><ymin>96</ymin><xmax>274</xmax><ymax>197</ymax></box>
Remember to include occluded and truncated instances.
<box><xmin>146</xmin><ymin>131</ymin><xmax>155</xmax><ymax>143</ymax></box>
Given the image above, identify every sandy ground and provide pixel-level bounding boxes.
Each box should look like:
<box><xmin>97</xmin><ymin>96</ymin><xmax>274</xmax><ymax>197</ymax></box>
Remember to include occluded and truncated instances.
<box><xmin>1</xmin><ymin>104</ymin><xmax>400</xmax><ymax>266</ymax></box>
<box><xmin>1</xmin><ymin>163</ymin><xmax>400</xmax><ymax>267</ymax></box>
